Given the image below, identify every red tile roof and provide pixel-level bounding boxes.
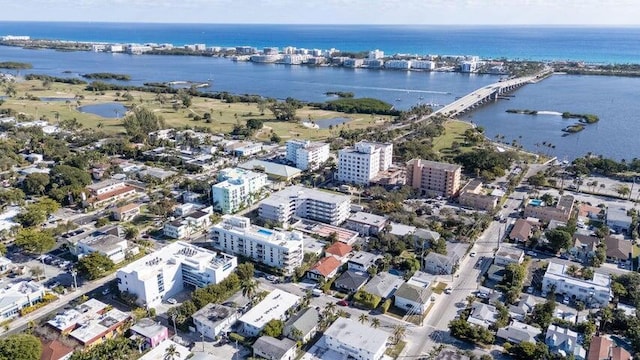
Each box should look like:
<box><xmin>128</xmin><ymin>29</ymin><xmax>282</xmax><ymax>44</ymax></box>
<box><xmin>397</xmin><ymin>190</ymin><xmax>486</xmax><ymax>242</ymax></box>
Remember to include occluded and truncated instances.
<box><xmin>90</xmin><ymin>185</ymin><xmax>136</xmax><ymax>203</ymax></box>
<box><xmin>40</xmin><ymin>339</ymin><xmax>73</xmax><ymax>360</ymax></box>
<box><xmin>588</xmin><ymin>336</ymin><xmax>612</xmax><ymax>360</ymax></box>
<box><xmin>310</xmin><ymin>256</ymin><xmax>341</xmax><ymax>278</ymax></box>
<box><xmin>611</xmin><ymin>347</ymin><xmax>632</xmax><ymax>360</ymax></box>
<box><xmin>325</xmin><ymin>242</ymin><xmax>353</xmax><ymax>258</ymax></box>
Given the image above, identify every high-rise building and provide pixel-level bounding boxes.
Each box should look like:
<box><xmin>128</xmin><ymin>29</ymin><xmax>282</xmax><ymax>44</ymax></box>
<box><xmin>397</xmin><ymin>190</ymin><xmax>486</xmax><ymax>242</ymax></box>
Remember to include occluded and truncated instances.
<box><xmin>285</xmin><ymin>140</ymin><xmax>330</xmax><ymax>171</ymax></box>
<box><xmin>406</xmin><ymin>159</ymin><xmax>462</xmax><ymax>197</ymax></box>
<box><xmin>212</xmin><ymin>168</ymin><xmax>268</xmax><ymax>214</ymax></box>
<box><xmin>210</xmin><ymin>216</ymin><xmax>304</xmax><ymax>274</ymax></box>
<box><xmin>337</xmin><ymin>141</ymin><xmax>393</xmax><ymax>185</ymax></box>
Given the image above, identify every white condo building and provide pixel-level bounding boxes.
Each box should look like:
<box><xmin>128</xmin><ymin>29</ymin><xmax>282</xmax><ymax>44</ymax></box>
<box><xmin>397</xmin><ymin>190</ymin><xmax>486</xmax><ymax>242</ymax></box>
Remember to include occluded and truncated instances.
<box><xmin>542</xmin><ymin>261</ymin><xmax>612</xmax><ymax>307</ymax></box>
<box><xmin>337</xmin><ymin>141</ymin><xmax>393</xmax><ymax>185</ymax></box>
<box><xmin>258</xmin><ymin>185</ymin><xmax>351</xmax><ymax>226</ymax></box>
<box><xmin>210</xmin><ymin>216</ymin><xmax>304</xmax><ymax>274</ymax></box>
<box><xmin>285</xmin><ymin>140</ymin><xmax>330</xmax><ymax>171</ymax></box>
<box><xmin>117</xmin><ymin>242</ymin><xmax>237</xmax><ymax>308</ymax></box>
<box><xmin>385</xmin><ymin>60</ymin><xmax>412</xmax><ymax>69</ymax></box>
<box><xmin>238</xmin><ymin>289</ymin><xmax>300</xmax><ymax>336</ymax></box>
<box><xmin>411</xmin><ymin>60</ymin><xmax>436</xmax><ymax>70</ymax></box>
<box><xmin>324</xmin><ymin>317</ymin><xmax>390</xmax><ymax>360</ymax></box>
<box><xmin>212</xmin><ymin>168</ymin><xmax>268</xmax><ymax>214</ymax></box>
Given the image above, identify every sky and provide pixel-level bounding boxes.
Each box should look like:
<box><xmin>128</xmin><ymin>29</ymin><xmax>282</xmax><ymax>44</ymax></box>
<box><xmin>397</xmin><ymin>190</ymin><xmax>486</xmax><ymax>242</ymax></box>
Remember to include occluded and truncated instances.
<box><xmin>1</xmin><ymin>0</ymin><xmax>639</xmax><ymax>25</ymax></box>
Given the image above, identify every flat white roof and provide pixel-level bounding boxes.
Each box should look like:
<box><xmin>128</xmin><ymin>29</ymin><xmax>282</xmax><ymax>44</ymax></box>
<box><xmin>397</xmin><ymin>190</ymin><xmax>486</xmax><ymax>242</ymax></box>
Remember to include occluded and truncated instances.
<box><xmin>348</xmin><ymin>211</ymin><xmax>388</xmax><ymax>226</ymax></box>
<box><xmin>48</xmin><ymin>298</ymin><xmax>107</xmax><ymax>331</ymax></box>
<box><xmin>545</xmin><ymin>261</ymin><xmax>610</xmax><ymax>289</ymax></box>
<box><xmin>239</xmin><ymin>289</ymin><xmax>300</xmax><ymax>330</ymax></box>
<box><xmin>261</xmin><ymin>185</ymin><xmax>350</xmax><ymax>207</ymax></box>
<box><xmin>324</xmin><ymin>317</ymin><xmax>389</xmax><ymax>355</ymax></box>
<box><xmin>139</xmin><ymin>340</ymin><xmax>190</xmax><ymax>360</ymax></box>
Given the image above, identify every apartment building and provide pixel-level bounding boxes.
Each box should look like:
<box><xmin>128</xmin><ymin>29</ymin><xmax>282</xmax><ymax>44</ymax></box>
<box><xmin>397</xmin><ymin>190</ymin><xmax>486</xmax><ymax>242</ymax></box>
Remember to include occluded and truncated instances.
<box><xmin>524</xmin><ymin>195</ymin><xmax>575</xmax><ymax>223</ymax></box>
<box><xmin>67</xmin><ymin>225</ymin><xmax>136</xmax><ymax>264</ymax></box>
<box><xmin>323</xmin><ymin>317</ymin><xmax>390</xmax><ymax>360</ymax></box>
<box><xmin>458</xmin><ymin>180</ymin><xmax>499</xmax><ymax>211</ymax></box>
<box><xmin>210</xmin><ymin>216</ymin><xmax>304</xmax><ymax>275</ymax></box>
<box><xmin>239</xmin><ymin>289</ymin><xmax>300</xmax><ymax>337</ymax></box>
<box><xmin>385</xmin><ymin>60</ymin><xmax>412</xmax><ymax>69</ymax></box>
<box><xmin>163</xmin><ymin>207</ymin><xmax>213</xmax><ymax>239</ymax></box>
<box><xmin>116</xmin><ymin>242</ymin><xmax>237</xmax><ymax>307</ymax></box>
<box><xmin>258</xmin><ymin>185</ymin><xmax>351</xmax><ymax>226</ymax></box>
<box><xmin>285</xmin><ymin>140</ymin><xmax>330</xmax><ymax>171</ymax></box>
<box><xmin>85</xmin><ymin>179</ymin><xmax>136</xmax><ymax>207</ymax></box>
<box><xmin>212</xmin><ymin>168</ymin><xmax>268</xmax><ymax>214</ymax></box>
<box><xmin>406</xmin><ymin>159</ymin><xmax>462</xmax><ymax>197</ymax></box>
<box><xmin>0</xmin><ymin>281</ymin><xmax>46</xmax><ymax>321</ymax></box>
<box><xmin>542</xmin><ymin>261</ymin><xmax>612</xmax><ymax>307</ymax></box>
<box><xmin>337</xmin><ymin>141</ymin><xmax>393</xmax><ymax>185</ymax></box>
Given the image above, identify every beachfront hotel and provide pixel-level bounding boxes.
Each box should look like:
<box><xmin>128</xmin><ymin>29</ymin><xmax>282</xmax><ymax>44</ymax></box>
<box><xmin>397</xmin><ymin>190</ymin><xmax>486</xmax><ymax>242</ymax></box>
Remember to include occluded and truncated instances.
<box><xmin>337</xmin><ymin>141</ymin><xmax>393</xmax><ymax>185</ymax></box>
<box><xmin>116</xmin><ymin>242</ymin><xmax>237</xmax><ymax>308</ymax></box>
<box><xmin>210</xmin><ymin>215</ymin><xmax>304</xmax><ymax>275</ymax></box>
<box><xmin>258</xmin><ymin>185</ymin><xmax>351</xmax><ymax>227</ymax></box>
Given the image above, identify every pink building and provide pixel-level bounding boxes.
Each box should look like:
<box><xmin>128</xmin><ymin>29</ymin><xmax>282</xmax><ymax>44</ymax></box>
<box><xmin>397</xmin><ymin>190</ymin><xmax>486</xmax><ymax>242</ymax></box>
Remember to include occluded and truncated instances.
<box><xmin>129</xmin><ymin>318</ymin><xmax>169</xmax><ymax>349</ymax></box>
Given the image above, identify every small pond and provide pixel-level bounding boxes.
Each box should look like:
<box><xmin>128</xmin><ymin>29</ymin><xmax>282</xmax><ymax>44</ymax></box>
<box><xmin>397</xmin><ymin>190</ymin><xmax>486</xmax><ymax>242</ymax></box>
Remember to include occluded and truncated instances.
<box><xmin>314</xmin><ymin>117</ymin><xmax>351</xmax><ymax>129</ymax></box>
<box><xmin>77</xmin><ymin>102</ymin><xmax>128</xmax><ymax>118</ymax></box>
<box><xmin>40</xmin><ymin>97</ymin><xmax>75</xmax><ymax>102</ymax></box>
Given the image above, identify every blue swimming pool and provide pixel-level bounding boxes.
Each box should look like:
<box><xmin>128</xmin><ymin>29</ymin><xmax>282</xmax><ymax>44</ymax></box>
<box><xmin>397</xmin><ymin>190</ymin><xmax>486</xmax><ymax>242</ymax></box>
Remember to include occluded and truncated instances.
<box><xmin>529</xmin><ymin>199</ymin><xmax>544</xmax><ymax>207</ymax></box>
<box><xmin>257</xmin><ymin>229</ymin><xmax>273</xmax><ymax>236</ymax></box>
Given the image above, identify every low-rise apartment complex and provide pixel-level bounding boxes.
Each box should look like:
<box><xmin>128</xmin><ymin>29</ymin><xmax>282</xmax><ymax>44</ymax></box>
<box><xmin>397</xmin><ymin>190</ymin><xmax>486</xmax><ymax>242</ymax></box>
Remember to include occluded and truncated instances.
<box><xmin>542</xmin><ymin>261</ymin><xmax>611</xmax><ymax>307</ymax></box>
<box><xmin>117</xmin><ymin>242</ymin><xmax>237</xmax><ymax>307</ymax></box>
<box><xmin>210</xmin><ymin>216</ymin><xmax>304</xmax><ymax>274</ymax></box>
<box><xmin>238</xmin><ymin>289</ymin><xmax>300</xmax><ymax>336</ymax></box>
<box><xmin>524</xmin><ymin>195</ymin><xmax>575</xmax><ymax>223</ymax></box>
<box><xmin>406</xmin><ymin>159</ymin><xmax>462</xmax><ymax>197</ymax></box>
<box><xmin>258</xmin><ymin>185</ymin><xmax>351</xmax><ymax>226</ymax></box>
<box><xmin>323</xmin><ymin>317</ymin><xmax>390</xmax><ymax>360</ymax></box>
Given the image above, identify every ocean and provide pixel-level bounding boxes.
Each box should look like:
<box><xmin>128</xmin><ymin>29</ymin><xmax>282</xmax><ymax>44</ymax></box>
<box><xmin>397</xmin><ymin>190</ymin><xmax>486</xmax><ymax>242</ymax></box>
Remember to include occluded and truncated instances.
<box><xmin>0</xmin><ymin>22</ymin><xmax>638</xmax><ymax>161</ymax></box>
<box><xmin>1</xmin><ymin>22</ymin><xmax>640</xmax><ymax>63</ymax></box>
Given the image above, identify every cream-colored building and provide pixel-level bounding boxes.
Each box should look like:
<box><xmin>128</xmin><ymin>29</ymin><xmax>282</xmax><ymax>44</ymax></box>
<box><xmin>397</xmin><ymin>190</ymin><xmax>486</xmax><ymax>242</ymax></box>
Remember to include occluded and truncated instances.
<box><xmin>524</xmin><ymin>195</ymin><xmax>575</xmax><ymax>223</ymax></box>
<box><xmin>458</xmin><ymin>180</ymin><xmax>498</xmax><ymax>211</ymax></box>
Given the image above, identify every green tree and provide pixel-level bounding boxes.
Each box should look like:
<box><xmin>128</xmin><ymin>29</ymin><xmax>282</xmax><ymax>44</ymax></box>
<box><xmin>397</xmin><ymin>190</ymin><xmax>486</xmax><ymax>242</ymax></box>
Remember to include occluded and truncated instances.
<box><xmin>122</xmin><ymin>106</ymin><xmax>165</xmax><ymax>143</ymax></box>
<box><xmin>50</xmin><ymin>164</ymin><xmax>92</xmax><ymax>188</ymax></box>
<box><xmin>392</xmin><ymin>325</ymin><xmax>407</xmax><ymax>344</ymax></box>
<box><xmin>241</xmin><ymin>279</ymin><xmax>258</xmax><ymax>300</ymax></box>
<box><xmin>358</xmin><ymin>313</ymin><xmax>369</xmax><ymax>324</ymax></box>
<box><xmin>0</xmin><ymin>188</ymin><xmax>25</xmax><ymax>206</ymax></box>
<box><xmin>123</xmin><ymin>226</ymin><xmax>139</xmax><ymax>240</ymax></box>
<box><xmin>163</xmin><ymin>344</ymin><xmax>181</xmax><ymax>360</ymax></box>
<box><xmin>545</xmin><ymin>229</ymin><xmax>573</xmax><ymax>253</ymax></box>
<box><xmin>371</xmin><ymin>318</ymin><xmax>381</xmax><ymax>328</ymax></box>
<box><xmin>236</xmin><ymin>263</ymin><xmax>255</xmax><ymax>282</ymax></box>
<box><xmin>262</xmin><ymin>319</ymin><xmax>284</xmax><ymax>337</ymax></box>
<box><xmin>0</xmin><ymin>243</ymin><xmax>6</xmax><ymax>256</ymax></box>
<box><xmin>95</xmin><ymin>217</ymin><xmax>110</xmax><ymax>227</ymax></box>
<box><xmin>14</xmin><ymin>228</ymin><xmax>55</xmax><ymax>255</ymax></box>
<box><xmin>0</xmin><ymin>334</ymin><xmax>42</xmax><ymax>360</ymax></box>
<box><xmin>22</xmin><ymin>173</ymin><xmax>50</xmax><ymax>195</ymax></box>
<box><xmin>76</xmin><ymin>252</ymin><xmax>115</xmax><ymax>280</ymax></box>
<box><xmin>270</xmin><ymin>132</ymin><xmax>282</xmax><ymax>143</ymax></box>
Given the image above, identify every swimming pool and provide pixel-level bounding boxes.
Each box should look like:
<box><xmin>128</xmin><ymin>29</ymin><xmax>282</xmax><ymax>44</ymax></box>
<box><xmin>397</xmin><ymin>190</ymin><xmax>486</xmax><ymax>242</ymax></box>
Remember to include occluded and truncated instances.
<box><xmin>529</xmin><ymin>199</ymin><xmax>544</xmax><ymax>207</ymax></box>
<box><xmin>257</xmin><ymin>229</ymin><xmax>273</xmax><ymax>236</ymax></box>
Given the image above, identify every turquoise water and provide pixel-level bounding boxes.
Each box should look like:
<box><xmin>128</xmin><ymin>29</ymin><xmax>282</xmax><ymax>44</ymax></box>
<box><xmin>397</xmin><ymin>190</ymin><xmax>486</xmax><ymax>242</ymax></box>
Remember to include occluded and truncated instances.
<box><xmin>77</xmin><ymin>102</ymin><xmax>127</xmax><ymax>118</ymax></box>
<box><xmin>529</xmin><ymin>199</ymin><xmax>544</xmax><ymax>207</ymax></box>
<box><xmin>257</xmin><ymin>229</ymin><xmax>273</xmax><ymax>236</ymax></box>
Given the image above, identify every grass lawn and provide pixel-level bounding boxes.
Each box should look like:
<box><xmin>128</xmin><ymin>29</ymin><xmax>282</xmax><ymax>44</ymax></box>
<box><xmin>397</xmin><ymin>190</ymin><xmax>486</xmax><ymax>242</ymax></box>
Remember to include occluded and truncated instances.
<box><xmin>385</xmin><ymin>341</ymin><xmax>407</xmax><ymax>359</ymax></box>
<box><xmin>4</xmin><ymin>79</ymin><xmax>387</xmax><ymax>142</ymax></box>
<box><xmin>432</xmin><ymin>120</ymin><xmax>473</xmax><ymax>153</ymax></box>
<box><xmin>633</xmin><ymin>244</ymin><xmax>640</xmax><ymax>258</ymax></box>
<box><xmin>431</xmin><ymin>282</ymin><xmax>448</xmax><ymax>294</ymax></box>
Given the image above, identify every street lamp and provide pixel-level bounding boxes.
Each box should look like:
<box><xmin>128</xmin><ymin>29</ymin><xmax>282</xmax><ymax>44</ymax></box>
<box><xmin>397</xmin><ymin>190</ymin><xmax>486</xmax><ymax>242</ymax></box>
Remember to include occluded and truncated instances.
<box><xmin>70</xmin><ymin>269</ymin><xmax>78</xmax><ymax>291</ymax></box>
<box><xmin>171</xmin><ymin>314</ymin><xmax>177</xmax><ymax>338</ymax></box>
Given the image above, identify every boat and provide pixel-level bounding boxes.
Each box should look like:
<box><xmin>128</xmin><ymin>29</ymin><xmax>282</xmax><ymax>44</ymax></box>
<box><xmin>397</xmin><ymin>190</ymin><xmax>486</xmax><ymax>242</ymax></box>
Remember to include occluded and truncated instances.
<box><xmin>395</xmin><ymin>98</ymin><xmax>402</xmax><ymax>102</ymax></box>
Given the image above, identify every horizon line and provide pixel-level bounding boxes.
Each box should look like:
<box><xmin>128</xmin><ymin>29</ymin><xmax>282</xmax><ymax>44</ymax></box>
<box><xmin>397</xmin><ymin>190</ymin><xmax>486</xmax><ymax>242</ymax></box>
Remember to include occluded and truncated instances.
<box><xmin>1</xmin><ymin>20</ymin><xmax>640</xmax><ymax>27</ymax></box>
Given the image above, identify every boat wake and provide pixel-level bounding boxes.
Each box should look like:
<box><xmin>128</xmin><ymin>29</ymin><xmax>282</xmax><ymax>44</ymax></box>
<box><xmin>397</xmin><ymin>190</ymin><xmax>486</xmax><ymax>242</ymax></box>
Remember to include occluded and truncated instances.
<box><xmin>537</xmin><ymin>111</ymin><xmax>563</xmax><ymax>116</ymax></box>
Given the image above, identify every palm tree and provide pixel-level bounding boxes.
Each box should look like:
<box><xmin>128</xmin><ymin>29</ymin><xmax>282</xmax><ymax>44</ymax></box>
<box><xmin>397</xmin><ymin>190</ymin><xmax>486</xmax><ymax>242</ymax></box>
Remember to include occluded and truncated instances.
<box><xmin>336</xmin><ymin>309</ymin><xmax>348</xmax><ymax>318</ymax></box>
<box><xmin>371</xmin><ymin>318</ymin><xmax>381</xmax><ymax>329</ymax></box>
<box><xmin>358</xmin><ymin>313</ymin><xmax>369</xmax><ymax>324</ymax></box>
<box><xmin>392</xmin><ymin>325</ymin><xmax>407</xmax><ymax>344</ymax></box>
<box><xmin>324</xmin><ymin>302</ymin><xmax>337</xmax><ymax>316</ymax></box>
<box><xmin>134</xmin><ymin>336</ymin><xmax>145</xmax><ymax>353</ymax></box>
<box><xmin>290</xmin><ymin>327</ymin><xmax>304</xmax><ymax>341</ymax></box>
<box><xmin>241</xmin><ymin>279</ymin><xmax>258</xmax><ymax>300</ymax></box>
<box><xmin>164</xmin><ymin>344</ymin><xmax>181</xmax><ymax>360</ymax></box>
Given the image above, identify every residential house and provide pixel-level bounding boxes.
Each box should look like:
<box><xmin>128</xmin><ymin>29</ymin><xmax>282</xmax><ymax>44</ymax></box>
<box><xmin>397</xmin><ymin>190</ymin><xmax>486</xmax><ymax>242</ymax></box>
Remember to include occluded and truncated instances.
<box><xmin>0</xmin><ymin>281</ymin><xmax>46</xmax><ymax>321</ymax></box>
<box><xmin>588</xmin><ymin>335</ymin><xmax>632</xmax><ymax>360</ymax></box>
<box><xmin>284</xmin><ymin>307</ymin><xmax>319</xmax><ymax>344</ymax></box>
<box><xmin>364</xmin><ymin>272</ymin><xmax>405</xmax><ymax>299</ymax></box>
<box><xmin>85</xmin><ymin>179</ymin><xmax>137</xmax><ymax>207</ymax></box>
<box><xmin>606</xmin><ymin>207</ymin><xmax>632</xmax><ymax>234</ymax></box>
<box><xmin>604</xmin><ymin>235</ymin><xmax>632</xmax><ymax>264</ymax></box>
<box><xmin>345</xmin><ymin>212</ymin><xmax>388</xmax><ymax>236</ymax></box>
<box><xmin>578</xmin><ymin>204</ymin><xmax>603</xmax><ymax>223</ymax></box>
<box><xmin>508</xmin><ymin>295</ymin><xmax>538</xmax><ymax>321</ymax></box>
<box><xmin>423</xmin><ymin>252</ymin><xmax>460</xmax><ymax>275</ymax></box>
<box><xmin>413</xmin><ymin>228</ymin><xmax>441</xmax><ymax>248</ymax></box>
<box><xmin>509</xmin><ymin>219</ymin><xmax>533</xmax><ymax>243</ymax></box>
<box><xmin>394</xmin><ymin>282</ymin><xmax>432</xmax><ymax>314</ymax></box>
<box><xmin>487</xmin><ymin>265</ymin><xmax>507</xmax><ymax>282</ymax></box>
<box><xmin>111</xmin><ymin>203</ymin><xmax>141</xmax><ymax>222</ymax></box>
<box><xmin>325</xmin><ymin>242</ymin><xmax>353</xmax><ymax>262</ymax></box>
<box><xmin>545</xmin><ymin>324</ymin><xmax>586</xmax><ymax>360</ymax></box>
<box><xmin>253</xmin><ymin>336</ymin><xmax>297</xmax><ymax>360</ymax></box>
<box><xmin>40</xmin><ymin>339</ymin><xmax>73</xmax><ymax>360</ymax></box>
<box><xmin>571</xmin><ymin>234</ymin><xmax>600</xmax><ymax>260</ymax></box>
<box><xmin>129</xmin><ymin>319</ymin><xmax>169</xmax><ymax>350</ymax></box>
<box><xmin>496</xmin><ymin>320</ymin><xmax>542</xmax><ymax>344</ymax></box>
<box><xmin>71</xmin><ymin>226</ymin><xmax>136</xmax><ymax>264</ymax></box>
<box><xmin>434</xmin><ymin>349</ymin><xmax>470</xmax><ymax>360</ymax></box>
<box><xmin>192</xmin><ymin>304</ymin><xmax>238</xmax><ymax>340</ymax></box>
<box><xmin>323</xmin><ymin>317</ymin><xmax>389</xmax><ymax>360</ymax></box>
<box><xmin>307</xmin><ymin>256</ymin><xmax>341</xmax><ymax>281</ymax></box>
<box><xmin>494</xmin><ymin>246</ymin><xmax>525</xmax><ymax>266</ymax></box>
<box><xmin>334</xmin><ymin>270</ymin><xmax>369</xmax><ymax>293</ymax></box>
<box><xmin>0</xmin><ymin>256</ymin><xmax>12</xmax><ymax>272</ymax></box>
<box><xmin>347</xmin><ymin>251</ymin><xmax>381</xmax><ymax>272</ymax></box>
<box><xmin>467</xmin><ymin>302</ymin><xmax>498</xmax><ymax>329</ymax></box>
<box><xmin>163</xmin><ymin>208</ymin><xmax>212</xmax><ymax>239</ymax></box>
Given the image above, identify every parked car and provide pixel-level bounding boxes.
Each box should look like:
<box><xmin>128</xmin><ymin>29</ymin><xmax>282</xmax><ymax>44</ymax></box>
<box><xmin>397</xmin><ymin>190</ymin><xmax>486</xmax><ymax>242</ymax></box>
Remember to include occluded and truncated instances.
<box><xmin>470</xmin><ymin>252</ymin><xmax>477</xmax><ymax>257</ymax></box>
<box><xmin>336</xmin><ymin>300</ymin><xmax>349</xmax><ymax>306</ymax></box>
<box><xmin>444</xmin><ymin>287</ymin><xmax>453</xmax><ymax>295</ymax></box>
<box><xmin>166</xmin><ymin>298</ymin><xmax>177</xmax><ymax>304</ymax></box>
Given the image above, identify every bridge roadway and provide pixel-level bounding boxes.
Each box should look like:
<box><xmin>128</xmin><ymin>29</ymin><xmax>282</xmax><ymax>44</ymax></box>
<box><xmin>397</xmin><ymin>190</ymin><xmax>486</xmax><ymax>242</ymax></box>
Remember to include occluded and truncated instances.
<box><xmin>408</xmin><ymin>68</ymin><xmax>553</xmax><ymax>128</ymax></box>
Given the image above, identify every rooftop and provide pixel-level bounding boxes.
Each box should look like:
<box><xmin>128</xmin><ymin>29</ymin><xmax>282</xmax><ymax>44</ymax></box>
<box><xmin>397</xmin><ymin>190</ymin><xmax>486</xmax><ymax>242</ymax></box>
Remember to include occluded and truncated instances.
<box><xmin>496</xmin><ymin>320</ymin><xmax>542</xmax><ymax>344</ymax></box>
<box><xmin>394</xmin><ymin>282</ymin><xmax>432</xmax><ymax>303</ymax></box>
<box><xmin>239</xmin><ymin>159</ymin><xmax>302</xmax><ymax>178</ymax></box>
<box><xmin>138</xmin><ymin>340</ymin><xmax>189</xmax><ymax>360</ymax></box>
<box><xmin>348</xmin><ymin>251</ymin><xmax>381</xmax><ymax>266</ymax></box>
<box><xmin>347</xmin><ymin>211</ymin><xmax>388</xmax><ymax>227</ymax></box>
<box><xmin>309</xmin><ymin>256</ymin><xmax>341</xmax><ymax>278</ymax></box>
<box><xmin>239</xmin><ymin>289</ymin><xmax>300</xmax><ymax>330</ymax></box>
<box><xmin>90</xmin><ymin>185</ymin><xmax>136</xmax><ymax>202</ymax></box>
<box><xmin>115</xmin><ymin>203</ymin><xmax>140</xmax><ymax>213</ymax></box>
<box><xmin>130</xmin><ymin>318</ymin><xmax>167</xmax><ymax>339</ymax></box>
<box><xmin>495</xmin><ymin>245</ymin><xmax>524</xmax><ymax>261</ymax></box>
<box><xmin>0</xmin><ymin>281</ymin><xmax>45</xmax><ymax>312</ymax></box>
<box><xmin>86</xmin><ymin>178</ymin><xmax>123</xmax><ymax>191</ymax></box>
<box><xmin>325</xmin><ymin>242</ymin><xmax>352</xmax><ymax>258</ymax></box>
<box><xmin>253</xmin><ymin>336</ymin><xmax>296</xmax><ymax>359</ymax></box>
<box><xmin>78</xmin><ymin>233</ymin><xmax>127</xmax><ymax>253</ymax></box>
<box><xmin>284</xmin><ymin>307</ymin><xmax>320</xmax><ymax>337</ymax></box>
<box><xmin>363</xmin><ymin>272</ymin><xmax>404</xmax><ymax>299</ymax></box>
<box><xmin>608</xmin><ymin>207</ymin><xmax>631</xmax><ymax>222</ymax></box>
<box><xmin>69</xmin><ymin>308</ymin><xmax>129</xmax><ymax>344</ymax></box>
<box><xmin>48</xmin><ymin>298</ymin><xmax>107</xmax><ymax>331</ymax></box>
<box><xmin>260</xmin><ymin>185</ymin><xmax>350</xmax><ymax>207</ymax></box>
<box><xmin>409</xmin><ymin>158</ymin><xmax>462</xmax><ymax>172</ymax></box>
<box><xmin>213</xmin><ymin>216</ymin><xmax>304</xmax><ymax>249</ymax></box>
<box><xmin>324</xmin><ymin>317</ymin><xmax>389</xmax><ymax>355</ymax></box>
<box><xmin>192</xmin><ymin>303</ymin><xmax>236</xmax><ymax>329</ymax></box>
<box><xmin>545</xmin><ymin>261</ymin><xmax>611</xmax><ymax>289</ymax></box>
<box><xmin>118</xmin><ymin>241</ymin><xmax>236</xmax><ymax>281</ymax></box>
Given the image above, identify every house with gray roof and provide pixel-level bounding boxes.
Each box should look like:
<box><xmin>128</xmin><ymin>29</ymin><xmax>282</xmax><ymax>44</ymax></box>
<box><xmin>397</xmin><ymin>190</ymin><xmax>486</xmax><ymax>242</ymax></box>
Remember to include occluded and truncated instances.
<box><xmin>364</xmin><ymin>272</ymin><xmax>404</xmax><ymax>299</ymax></box>
<box><xmin>606</xmin><ymin>207</ymin><xmax>632</xmax><ymax>234</ymax></box>
<box><xmin>545</xmin><ymin>324</ymin><xmax>586</xmax><ymax>360</ymax></box>
<box><xmin>423</xmin><ymin>252</ymin><xmax>459</xmax><ymax>275</ymax></box>
<box><xmin>347</xmin><ymin>251</ymin><xmax>381</xmax><ymax>272</ymax></box>
<box><xmin>253</xmin><ymin>336</ymin><xmax>297</xmax><ymax>360</ymax></box>
<box><xmin>394</xmin><ymin>282</ymin><xmax>432</xmax><ymax>314</ymax></box>
<box><xmin>496</xmin><ymin>320</ymin><xmax>542</xmax><ymax>344</ymax></box>
<box><xmin>334</xmin><ymin>270</ymin><xmax>369</xmax><ymax>293</ymax></box>
<box><xmin>468</xmin><ymin>302</ymin><xmax>498</xmax><ymax>329</ymax></box>
<box><xmin>284</xmin><ymin>308</ymin><xmax>319</xmax><ymax>344</ymax></box>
